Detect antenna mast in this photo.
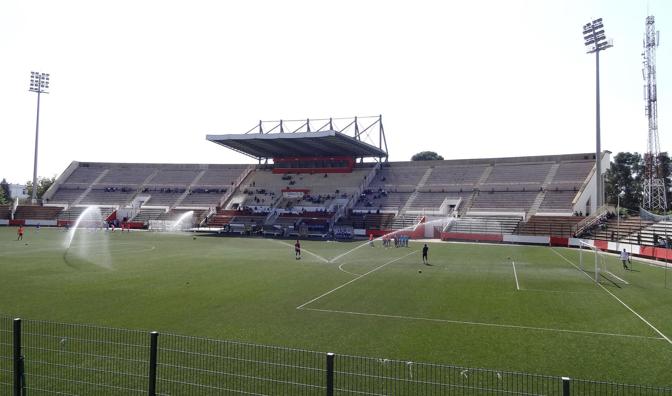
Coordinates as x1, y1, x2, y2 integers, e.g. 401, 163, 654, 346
642, 15, 667, 211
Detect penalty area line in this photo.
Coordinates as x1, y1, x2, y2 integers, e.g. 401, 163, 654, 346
552, 248, 672, 346
302, 308, 665, 341
511, 261, 520, 291
297, 250, 417, 309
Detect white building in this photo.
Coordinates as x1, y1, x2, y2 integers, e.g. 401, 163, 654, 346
8, 184, 28, 200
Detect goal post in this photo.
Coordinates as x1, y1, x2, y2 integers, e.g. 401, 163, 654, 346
578, 241, 600, 283
578, 241, 629, 286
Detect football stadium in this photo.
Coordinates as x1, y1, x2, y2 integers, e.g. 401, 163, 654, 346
2, 115, 672, 395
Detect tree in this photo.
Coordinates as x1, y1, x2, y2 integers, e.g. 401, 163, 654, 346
411, 151, 444, 161
656, 152, 672, 206
604, 152, 643, 211
0, 185, 8, 206
25, 176, 56, 200
0, 179, 9, 205
604, 151, 672, 212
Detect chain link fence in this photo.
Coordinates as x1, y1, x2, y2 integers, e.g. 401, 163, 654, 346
0, 316, 12, 393
2, 315, 671, 395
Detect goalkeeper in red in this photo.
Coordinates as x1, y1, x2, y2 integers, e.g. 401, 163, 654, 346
620, 248, 630, 270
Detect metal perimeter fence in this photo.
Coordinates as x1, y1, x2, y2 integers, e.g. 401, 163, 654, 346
1, 316, 671, 395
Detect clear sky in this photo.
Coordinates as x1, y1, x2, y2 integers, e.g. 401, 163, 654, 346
1, 0, 670, 184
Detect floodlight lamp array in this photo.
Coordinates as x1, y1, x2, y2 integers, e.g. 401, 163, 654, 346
29, 71, 50, 93
583, 18, 612, 53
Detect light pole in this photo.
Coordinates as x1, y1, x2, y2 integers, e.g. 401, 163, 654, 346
583, 18, 613, 209
29, 71, 50, 204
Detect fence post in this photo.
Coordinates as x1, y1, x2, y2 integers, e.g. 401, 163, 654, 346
562, 376, 570, 396
326, 352, 334, 396
148, 331, 159, 396
13, 318, 21, 396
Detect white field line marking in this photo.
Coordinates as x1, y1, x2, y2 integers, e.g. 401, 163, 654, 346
297, 251, 417, 309
274, 240, 329, 263
552, 248, 672, 346
511, 261, 520, 290
328, 240, 374, 263
604, 271, 629, 285
519, 288, 601, 295
337, 262, 360, 276
302, 308, 664, 341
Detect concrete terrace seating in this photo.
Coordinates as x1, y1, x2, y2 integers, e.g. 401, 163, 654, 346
539, 190, 577, 212
483, 162, 552, 187
407, 192, 468, 210
141, 187, 186, 206
158, 208, 205, 222
99, 167, 154, 185
449, 215, 522, 235
587, 216, 657, 245
629, 220, 672, 246
149, 169, 200, 185
132, 208, 166, 223
369, 163, 428, 189
49, 186, 86, 204
14, 205, 63, 220
51, 163, 251, 211
425, 164, 486, 187
206, 209, 241, 227
550, 160, 593, 186
354, 191, 412, 212
514, 216, 584, 237
471, 191, 538, 212
180, 189, 227, 207
0, 206, 11, 220
233, 169, 366, 213
196, 166, 249, 186
58, 206, 115, 222
387, 214, 423, 230
64, 166, 106, 184
336, 212, 395, 230
80, 187, 136, 206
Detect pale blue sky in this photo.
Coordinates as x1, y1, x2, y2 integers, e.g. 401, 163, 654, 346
0, 0, 670, 183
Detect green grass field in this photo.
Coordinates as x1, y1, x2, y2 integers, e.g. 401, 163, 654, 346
1, 227, 671, 387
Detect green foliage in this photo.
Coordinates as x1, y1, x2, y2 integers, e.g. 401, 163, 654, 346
604, 152, 643, 210
411, 151, 444, 161
0, 179, 9, 205
25, 175, 56, 199
605, 152, 672, 211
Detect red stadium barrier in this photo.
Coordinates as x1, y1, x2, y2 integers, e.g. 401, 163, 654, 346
549, 237, 569, 247
440, 232, 503, 242
593, 240, 608, 251
9, 220, 25, 226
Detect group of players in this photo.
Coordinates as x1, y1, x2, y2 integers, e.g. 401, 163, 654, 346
380, 233, 410, 248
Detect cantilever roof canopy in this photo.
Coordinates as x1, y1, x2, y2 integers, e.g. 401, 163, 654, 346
206, 130, 388, 159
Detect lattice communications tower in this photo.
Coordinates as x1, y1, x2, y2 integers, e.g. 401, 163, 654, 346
642, 15, 667, 211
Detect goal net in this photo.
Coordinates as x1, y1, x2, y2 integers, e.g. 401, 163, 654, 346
578, 241, 629, 286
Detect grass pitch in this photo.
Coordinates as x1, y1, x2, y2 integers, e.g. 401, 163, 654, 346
1, 227, 671, 386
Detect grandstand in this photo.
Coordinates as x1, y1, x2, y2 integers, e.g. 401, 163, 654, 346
3, 116, 608, 242
8, 152, 600, 238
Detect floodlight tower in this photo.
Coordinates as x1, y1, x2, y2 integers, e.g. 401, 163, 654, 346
642, 16, 667, 211
583, 18, 613, 208
28, 71, 50, 203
